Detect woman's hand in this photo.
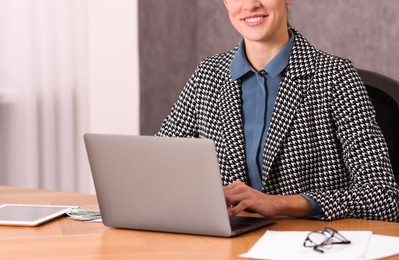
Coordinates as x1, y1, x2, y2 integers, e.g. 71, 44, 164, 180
223, 180, 312, 218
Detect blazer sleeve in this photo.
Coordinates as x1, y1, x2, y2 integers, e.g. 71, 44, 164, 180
304, 61, 399, 222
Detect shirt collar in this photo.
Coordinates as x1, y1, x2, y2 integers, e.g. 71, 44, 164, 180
230, 29, 295, 81
230, 41, 253, 80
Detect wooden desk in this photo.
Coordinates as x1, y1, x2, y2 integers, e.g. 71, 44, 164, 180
1, 186, 398, 259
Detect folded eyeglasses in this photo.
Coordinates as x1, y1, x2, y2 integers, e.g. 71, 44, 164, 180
303, 227, 351, 253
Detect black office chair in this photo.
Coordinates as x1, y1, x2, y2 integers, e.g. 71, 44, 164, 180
357, 68, 399, 184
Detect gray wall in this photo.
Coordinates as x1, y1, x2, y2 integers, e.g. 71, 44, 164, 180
139, 0, 399, 135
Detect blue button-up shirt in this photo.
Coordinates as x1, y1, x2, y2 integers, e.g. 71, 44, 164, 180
230, 33, 294, 191
229, 31, 324, 218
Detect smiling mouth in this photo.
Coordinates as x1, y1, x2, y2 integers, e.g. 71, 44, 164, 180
243, 16, 266, 26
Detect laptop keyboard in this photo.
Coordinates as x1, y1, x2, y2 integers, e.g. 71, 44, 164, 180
230, 216, 264, 229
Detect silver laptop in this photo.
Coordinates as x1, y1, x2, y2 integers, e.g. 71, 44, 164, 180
84, 133, 274, 237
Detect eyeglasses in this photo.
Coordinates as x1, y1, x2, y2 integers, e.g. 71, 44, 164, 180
303, 227, 351, 253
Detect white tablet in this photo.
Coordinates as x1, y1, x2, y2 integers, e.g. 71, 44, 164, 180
0, 204, 79, 226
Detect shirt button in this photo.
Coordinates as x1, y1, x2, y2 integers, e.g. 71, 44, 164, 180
259, 70, 267, 77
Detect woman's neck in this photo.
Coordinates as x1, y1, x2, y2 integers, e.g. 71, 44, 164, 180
244, 30, 290, 72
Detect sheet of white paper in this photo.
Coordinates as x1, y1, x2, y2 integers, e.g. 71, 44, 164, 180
240, 230, 373, 260
365, 234, 399, 260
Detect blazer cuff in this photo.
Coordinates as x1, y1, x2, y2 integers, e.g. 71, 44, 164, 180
300, 193, 325, 219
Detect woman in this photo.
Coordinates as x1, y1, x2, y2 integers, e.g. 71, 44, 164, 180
156, 0, 399, 221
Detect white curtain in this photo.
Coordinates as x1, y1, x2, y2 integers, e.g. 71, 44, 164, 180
0, 0, 139, 193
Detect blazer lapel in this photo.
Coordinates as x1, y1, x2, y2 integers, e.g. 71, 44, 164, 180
217, 74, 247, 184
262, 30, 317, 178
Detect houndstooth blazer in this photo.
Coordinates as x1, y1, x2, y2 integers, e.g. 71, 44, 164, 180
156, 29, 399, 222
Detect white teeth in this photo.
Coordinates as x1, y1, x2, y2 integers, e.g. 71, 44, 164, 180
245, 17, 262, 23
